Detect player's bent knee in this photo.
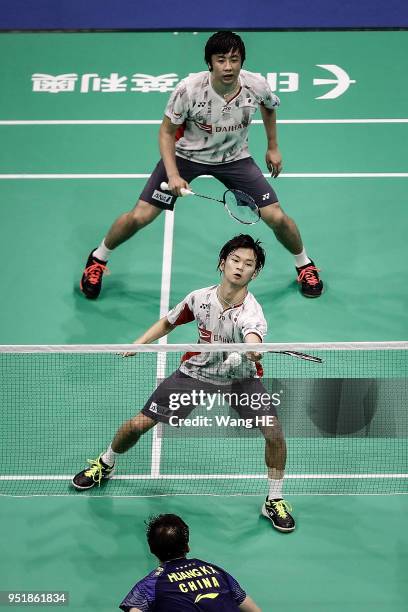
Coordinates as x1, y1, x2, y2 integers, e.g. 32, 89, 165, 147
129, 413, 157, 435
130, 200, 162, 229
260, 203, 286, 228
261, 420, 285, 443
265, 431, 285, 446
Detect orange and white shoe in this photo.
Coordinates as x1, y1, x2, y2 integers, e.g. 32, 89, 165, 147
80, 250, 109, 299
296, 260, 323, 298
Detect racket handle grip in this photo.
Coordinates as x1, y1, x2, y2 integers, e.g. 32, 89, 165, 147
160, 181, 193, 197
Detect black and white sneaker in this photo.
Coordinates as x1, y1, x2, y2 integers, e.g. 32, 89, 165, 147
72, 455, 115, 490
296, 260, 323, 298
80, 250, 109, 299
261, 497, 295, 532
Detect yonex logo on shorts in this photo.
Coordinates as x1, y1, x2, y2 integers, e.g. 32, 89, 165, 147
149, 402, 158, 413
152, 190, 173, 205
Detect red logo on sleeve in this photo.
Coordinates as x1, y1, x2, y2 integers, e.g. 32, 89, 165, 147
198, 327, 212, 343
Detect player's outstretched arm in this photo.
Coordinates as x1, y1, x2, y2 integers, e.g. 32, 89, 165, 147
159, 116, 190, 195
122, 317, 175, 356
239, 595, 262, 612
133, 316, 176, 344
245, 332, 263, 363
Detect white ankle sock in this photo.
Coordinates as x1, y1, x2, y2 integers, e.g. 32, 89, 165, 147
268, 478, 284, 500
101, 444, 117, 467
93, 239, 113, 262
294, 248, 311, 268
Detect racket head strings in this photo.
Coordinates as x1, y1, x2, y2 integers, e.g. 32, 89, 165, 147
223, 189, 260, 225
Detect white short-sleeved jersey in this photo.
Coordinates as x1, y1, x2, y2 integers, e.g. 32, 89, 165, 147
166, 285, 267, 384
165, 70, 280, 164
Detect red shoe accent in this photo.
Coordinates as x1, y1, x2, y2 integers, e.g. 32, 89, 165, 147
297, 265, 320, 287
82, 261, 109, 287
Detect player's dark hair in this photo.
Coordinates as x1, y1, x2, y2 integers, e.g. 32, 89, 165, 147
217, 234, 266, 273
204, 31, 246, 70
146, 514, 190, 562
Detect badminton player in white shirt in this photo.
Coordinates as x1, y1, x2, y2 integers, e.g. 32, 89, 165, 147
80, 31, 323, 301
74, 234, 295, 533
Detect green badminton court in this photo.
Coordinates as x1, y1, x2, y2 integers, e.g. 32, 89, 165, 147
0, 31, 407, 611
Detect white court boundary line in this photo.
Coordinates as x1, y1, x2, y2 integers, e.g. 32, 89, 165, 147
1, 119, 408, 126
1, 473, 407, 481
2, 494, 408, 498
150, 208, 175, 478
1, 173, 408, 179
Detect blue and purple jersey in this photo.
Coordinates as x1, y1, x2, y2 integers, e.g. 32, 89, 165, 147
120, 557, 246, 611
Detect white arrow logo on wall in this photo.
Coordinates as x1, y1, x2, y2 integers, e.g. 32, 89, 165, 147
313, 64, 356, 99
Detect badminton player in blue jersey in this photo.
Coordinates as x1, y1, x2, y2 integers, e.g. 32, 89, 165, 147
119, 514, 261, 611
